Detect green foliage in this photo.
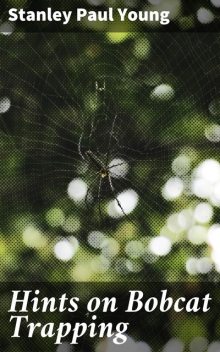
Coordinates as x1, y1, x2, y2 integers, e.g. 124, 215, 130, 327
0, 1, 220, 349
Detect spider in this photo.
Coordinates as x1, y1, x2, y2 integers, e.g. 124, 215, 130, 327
78, 115, 129, 221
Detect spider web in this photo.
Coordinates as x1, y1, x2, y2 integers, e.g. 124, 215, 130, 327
0, 31, 220, 284
0, 32, 218, 229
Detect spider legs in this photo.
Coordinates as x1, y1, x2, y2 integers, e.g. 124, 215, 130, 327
84, 174, 104, 222
78, 132, 85, 160
108, 162, 126, 170
85, 175, 99, 210
105, 114, 117, 167
108, 174, 127, 218
97, 176, 103, 222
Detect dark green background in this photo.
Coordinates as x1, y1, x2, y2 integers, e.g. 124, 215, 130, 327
0, 0, 220, 350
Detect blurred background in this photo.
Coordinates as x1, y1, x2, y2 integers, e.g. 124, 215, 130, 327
0, 0, 220, 351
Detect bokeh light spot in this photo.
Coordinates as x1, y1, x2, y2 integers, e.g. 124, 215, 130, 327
108, 189, 138, 218
109, 158, 129, 178
194, 203, 213, 224
172, 155, 191, 176
209, 98, 220, 116
197, 8, 214, 24
46, 208, 65, 227
149, 236, 171, 256
88, 231, 106, 249
63, 216, 81, 233
54, 238, 78, 261
162, 177, 184, 200
0, 22, 14, 35
205, 124, 220, 142
67, 178, 87, 201
22, 226, 47, 248
0, 97, 11, 113
163, 338, 184, 352
151, 84, 175, 101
